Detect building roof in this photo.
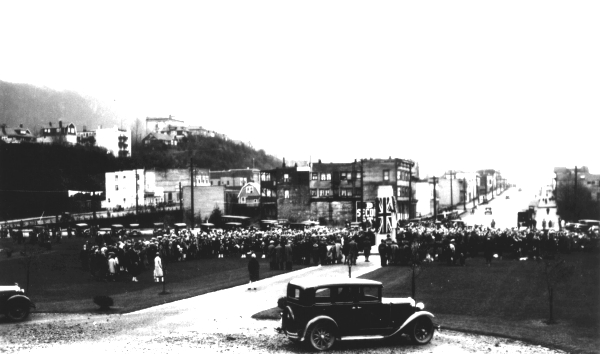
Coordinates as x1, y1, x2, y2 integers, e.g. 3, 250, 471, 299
238, 182, 260, 198
289, 277, 382, 289
142, 132, 175, 142
0, 126, 35, 139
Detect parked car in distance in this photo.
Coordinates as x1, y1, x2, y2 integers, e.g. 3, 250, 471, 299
485, 207, 493, 215
278, 278, 435, 351
506, 195, 510, 199
0, 284, 35, 321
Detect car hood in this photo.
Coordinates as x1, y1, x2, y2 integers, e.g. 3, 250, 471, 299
381, 297, 415, 306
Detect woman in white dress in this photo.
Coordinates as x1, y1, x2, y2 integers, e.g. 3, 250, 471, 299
154, 255, 163, 282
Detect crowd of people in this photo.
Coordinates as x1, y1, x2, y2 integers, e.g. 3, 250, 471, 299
2, 217, 599, 284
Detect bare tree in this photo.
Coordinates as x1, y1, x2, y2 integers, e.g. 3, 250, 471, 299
19, 242, 44, 296
539, 253, 573, 324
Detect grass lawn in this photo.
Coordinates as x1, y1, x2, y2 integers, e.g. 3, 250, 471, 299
0, 237, 310, 314
361, 253, 600, 354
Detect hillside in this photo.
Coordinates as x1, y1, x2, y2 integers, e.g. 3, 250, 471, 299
132, 135, 282, 171
0, 80, 119, 132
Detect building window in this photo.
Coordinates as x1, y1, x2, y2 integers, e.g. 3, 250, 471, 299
312, 173, 318, 180
246, 186, 253, 193
383, 170, 390, 181
320, 173, 331, 181
226, 181, 230, 186
218, 181, 221, 186
355, 172, 362, 180
340, 172, 347, 180
310, 189, 317, 197
283, 174, 290, 182
260, 172, 271, 182
240, 197, 246, 203
340, 188, 353, 197
284, 190, 290, 199
319, 189, 331, 197
354, 188, 362, 197
115, 175, 118, 181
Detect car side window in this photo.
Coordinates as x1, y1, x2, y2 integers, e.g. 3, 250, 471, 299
314, 287, 332, 304
333, 286, 353, 303
358, 286, 379, 302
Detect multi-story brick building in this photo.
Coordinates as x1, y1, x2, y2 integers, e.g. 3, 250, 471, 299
259, 166, 311, 221
555, 166, 600, 202
260, 157, 416, 232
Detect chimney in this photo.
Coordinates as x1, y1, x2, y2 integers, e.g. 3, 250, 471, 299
83, 125, 87, 132
19, 124, 23, 128
59, 120, 63, 128
49, 122, 52, 127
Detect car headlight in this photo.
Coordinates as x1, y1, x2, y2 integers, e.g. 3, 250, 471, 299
416, 302, 425, 310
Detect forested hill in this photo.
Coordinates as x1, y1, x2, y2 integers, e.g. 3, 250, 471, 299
132, 135, 282, 171
0, 80, 119, 132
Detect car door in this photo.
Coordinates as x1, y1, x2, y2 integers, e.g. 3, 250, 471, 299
351, 286, 393, 335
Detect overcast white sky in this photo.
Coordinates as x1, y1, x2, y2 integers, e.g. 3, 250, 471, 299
1, 1, 598, 186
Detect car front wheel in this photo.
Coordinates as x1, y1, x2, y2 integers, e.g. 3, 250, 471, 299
410, 316, 434, 345
6, 302, 30, 321
308, 322, 336, 351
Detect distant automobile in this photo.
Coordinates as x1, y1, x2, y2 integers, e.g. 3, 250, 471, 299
506, 195, 510, 199
518, 188, 522, 192
0, 284, 35, 321
484, 207, 492, 215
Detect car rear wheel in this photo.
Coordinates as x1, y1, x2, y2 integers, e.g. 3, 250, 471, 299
308, 322, 336, 351
6, 302, 30, 321
410, 316, 434, 345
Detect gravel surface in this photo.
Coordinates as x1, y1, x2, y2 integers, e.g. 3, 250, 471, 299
0, 257, 567, 354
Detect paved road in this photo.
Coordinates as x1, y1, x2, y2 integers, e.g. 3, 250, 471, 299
460, 186, 559, 230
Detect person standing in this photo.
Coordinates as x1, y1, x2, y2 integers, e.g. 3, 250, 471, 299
284, 240, 293, 271
107, 253, 117, 282
129, 248, 141, 282
247, 253, 259, 290
362, 233, 372, 262
491, 219, 496, 229
275, 241, 284, 270
154, 254, 163, 282
378, 239, 387, 267
348, 237, 358, 266
267, 240, 276, 270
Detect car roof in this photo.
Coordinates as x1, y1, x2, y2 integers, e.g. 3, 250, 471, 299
289, 277, 382, 289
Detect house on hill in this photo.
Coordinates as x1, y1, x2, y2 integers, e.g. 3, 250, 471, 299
38, 120, 77, 144
0, 124, 36, 143
142, 132, 177, 147
146, 115, 184, 135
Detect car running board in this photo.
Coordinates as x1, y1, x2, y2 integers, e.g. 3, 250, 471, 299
339, 335, 387, 341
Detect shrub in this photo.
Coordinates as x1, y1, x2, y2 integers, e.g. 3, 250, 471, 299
93, 295, 114, 310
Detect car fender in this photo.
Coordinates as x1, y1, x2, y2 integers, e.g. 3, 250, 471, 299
391, 311, 434, 336
300, 315, 338, 342
7, 294, 35, 308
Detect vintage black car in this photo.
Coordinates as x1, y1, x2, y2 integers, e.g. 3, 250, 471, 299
0, 284, 35, 321
278, 278, 434, 351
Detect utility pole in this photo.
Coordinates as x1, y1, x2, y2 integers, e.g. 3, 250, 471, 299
574, 166, 578, 220
408, 164, 413, 219
361, 159, 365, 230
463, 178, 467, 210
450, 171, 454, 210
432, 177, 438, 220
190, 159, 194, 226
135, 170, 139, 215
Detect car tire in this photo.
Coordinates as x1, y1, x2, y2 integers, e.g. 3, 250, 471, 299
409, 316, 434, 345
308, 321, 336, 351
6, 302, 30, 321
